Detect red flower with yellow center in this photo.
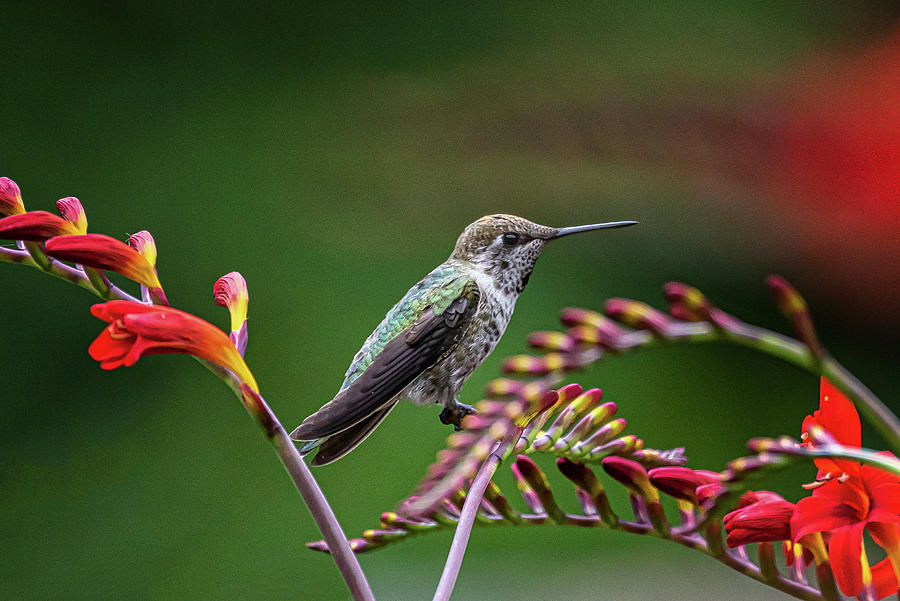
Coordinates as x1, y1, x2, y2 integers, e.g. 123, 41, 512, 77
89, 300, 258, 392
791, 378, 900, 598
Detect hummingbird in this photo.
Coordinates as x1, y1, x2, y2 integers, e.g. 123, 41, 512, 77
290, 214, 636, 465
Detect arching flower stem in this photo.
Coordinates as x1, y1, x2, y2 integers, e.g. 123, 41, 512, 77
592, 318, 900, 453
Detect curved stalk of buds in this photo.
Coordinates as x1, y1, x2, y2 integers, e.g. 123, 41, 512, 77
315, 438, 834, 601
501, 278, 900, 455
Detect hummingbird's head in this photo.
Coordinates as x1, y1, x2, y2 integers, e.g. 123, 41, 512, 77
450, 214, 636, 295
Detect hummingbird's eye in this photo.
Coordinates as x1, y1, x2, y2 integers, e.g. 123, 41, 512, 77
501, 232, 520, 246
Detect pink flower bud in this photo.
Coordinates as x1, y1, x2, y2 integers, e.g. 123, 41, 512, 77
128, 231, 158, 267
213, 271, 249, 333
55, 197, 88, 234
0, 177, 25, 216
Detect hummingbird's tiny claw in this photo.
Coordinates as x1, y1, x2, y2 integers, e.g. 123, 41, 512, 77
440, 403, 477, 430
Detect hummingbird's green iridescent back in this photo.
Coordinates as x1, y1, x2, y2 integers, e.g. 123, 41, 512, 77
291, 213, 636, 465
341, 262, 472, 390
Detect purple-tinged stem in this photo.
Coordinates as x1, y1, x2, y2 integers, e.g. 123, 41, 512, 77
270, 427, 375, 601
591, 318, 900, 454
1, 243, 140, 301
432, 440, 509, 601
222, 370, 375, 601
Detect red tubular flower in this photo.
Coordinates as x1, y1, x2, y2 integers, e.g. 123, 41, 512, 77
0, 177, 26, 216
648, 466, 721, 504
790, 377, 900, 598
44, 234, 162, 289
88, 300, 258, 392
0, 211, 80, 241
55, 197, 88, 234
723, 491, 795, 547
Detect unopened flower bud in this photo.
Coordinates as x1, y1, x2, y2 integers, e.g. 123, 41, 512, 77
128, 230, 158, 267
0, 177, 25, 216
605, 298, 673, 336
55, 197, 88, 234
648, 466, 721, 504
214, 271, 249, 334
601, 456, 658, 501
663, 282, 711, 322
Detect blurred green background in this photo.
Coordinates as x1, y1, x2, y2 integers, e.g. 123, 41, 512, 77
3, 2, 899, 600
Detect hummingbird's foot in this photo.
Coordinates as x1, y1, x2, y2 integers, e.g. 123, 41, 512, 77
439, 403, 477, 431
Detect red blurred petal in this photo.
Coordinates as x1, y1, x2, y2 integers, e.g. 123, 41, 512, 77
868, 520, 900, 551
792, 493, 860, 541
872, 558, 900, 600
805, 377, 861, 448
829, 521, 868, 597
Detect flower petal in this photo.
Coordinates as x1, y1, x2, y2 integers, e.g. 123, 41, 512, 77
791, 493, 860, 541
829, 521, 868, 597
806, 377, 861, 447
871, 558, 900, 600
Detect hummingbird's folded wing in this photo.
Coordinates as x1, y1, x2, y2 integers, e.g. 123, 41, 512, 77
290, 283, 480, 441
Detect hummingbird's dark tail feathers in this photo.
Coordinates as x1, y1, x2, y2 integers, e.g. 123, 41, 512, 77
305, 401, 399, 466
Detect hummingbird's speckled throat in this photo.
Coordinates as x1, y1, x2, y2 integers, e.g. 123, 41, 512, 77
290, 214, 636, 465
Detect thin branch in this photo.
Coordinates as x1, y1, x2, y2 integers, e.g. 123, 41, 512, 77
432, 440, 508, 601
271, 426, 375, 601
575, 318, 900, 454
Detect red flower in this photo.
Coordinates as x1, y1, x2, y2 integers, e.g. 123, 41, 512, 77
790, 378, 900, 598
0, 211, 79, 241
723, 491, 795, 547
44, 234, 162, 289
0, 177, 25, 216
89, 300, 258, 392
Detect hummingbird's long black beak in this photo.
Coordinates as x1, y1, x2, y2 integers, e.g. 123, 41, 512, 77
550, 220, 638, 239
